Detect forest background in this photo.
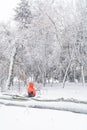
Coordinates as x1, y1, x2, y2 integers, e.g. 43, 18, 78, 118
0, 0, 87, 91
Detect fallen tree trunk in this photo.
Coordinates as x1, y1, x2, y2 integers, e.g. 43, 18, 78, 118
0, 95, 87, 115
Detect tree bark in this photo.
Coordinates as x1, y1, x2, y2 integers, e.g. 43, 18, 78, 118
62, 48, 74, 88
62, 58, 72, 88
81, 65, 85, 87
6, 47, 17, 90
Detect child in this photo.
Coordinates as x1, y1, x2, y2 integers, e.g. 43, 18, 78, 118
27, 82, 36, 97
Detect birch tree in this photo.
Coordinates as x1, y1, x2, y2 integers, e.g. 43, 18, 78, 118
6, 46, 18, 89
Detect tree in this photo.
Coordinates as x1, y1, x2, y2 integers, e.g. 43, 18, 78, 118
6, 0, 33, 90
0, 23, 15, 90
4, 0, 87, 89
14, 0, 32, 29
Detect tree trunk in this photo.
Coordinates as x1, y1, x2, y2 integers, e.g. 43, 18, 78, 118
81, 65, 85, 87
62, 48, 75, 88
62, 58, 72, 88
6, 47, 17, 90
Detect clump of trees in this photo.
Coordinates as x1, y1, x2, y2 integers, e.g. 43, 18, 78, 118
0, 0, 87, 90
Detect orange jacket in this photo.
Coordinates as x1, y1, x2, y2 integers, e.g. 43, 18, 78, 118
27, 82, 36, 96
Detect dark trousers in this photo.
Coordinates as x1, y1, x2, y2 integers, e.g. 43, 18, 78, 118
28, 92, 34, 97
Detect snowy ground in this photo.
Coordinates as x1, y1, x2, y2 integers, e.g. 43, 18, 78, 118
0, 105, 87, 130
0, 82, 87, 130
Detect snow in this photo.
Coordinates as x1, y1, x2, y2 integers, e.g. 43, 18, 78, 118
39, 83, 87, 101
0, 83, 87, 130
0, 105, 87, 130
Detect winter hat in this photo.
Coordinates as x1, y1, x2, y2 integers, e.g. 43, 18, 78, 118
29, 82, 34, 88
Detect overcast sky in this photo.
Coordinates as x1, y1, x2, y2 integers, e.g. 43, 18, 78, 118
0, 0, 20, 23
